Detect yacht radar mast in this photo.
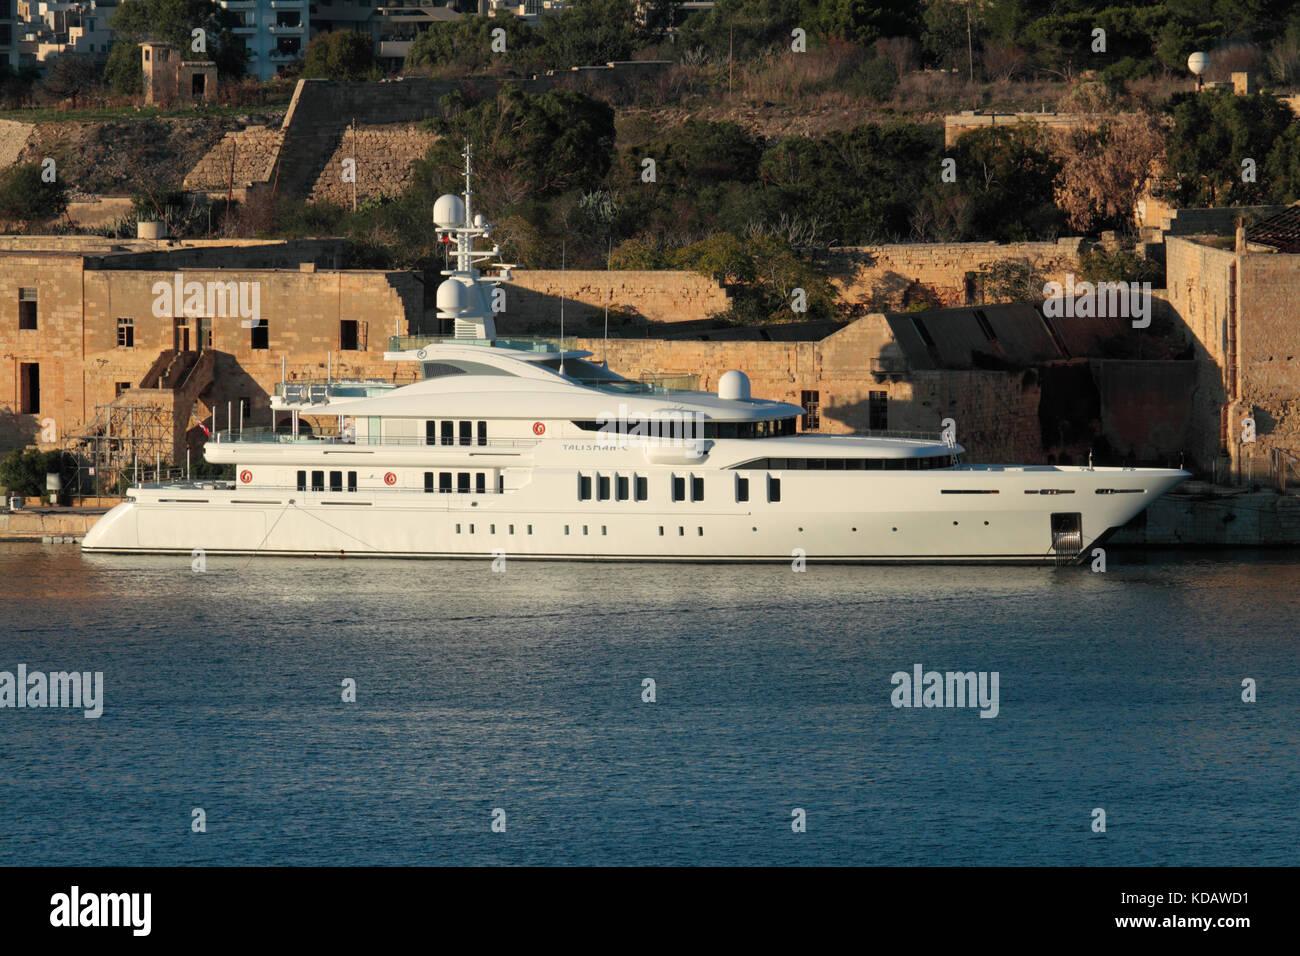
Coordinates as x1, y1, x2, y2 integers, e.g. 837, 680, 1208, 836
431, 142, 515, 340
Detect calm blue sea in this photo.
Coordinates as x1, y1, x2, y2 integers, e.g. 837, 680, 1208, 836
0, 543, 1295, 866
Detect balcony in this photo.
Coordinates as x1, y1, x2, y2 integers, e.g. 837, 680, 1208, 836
269, 23, 304, 33
268, 48, 301, 60
270, 0, 304, 6
379, 39, 412, 58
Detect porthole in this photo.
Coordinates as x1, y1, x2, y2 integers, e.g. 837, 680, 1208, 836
984, 521, 989, 526
892, 527, 898, 532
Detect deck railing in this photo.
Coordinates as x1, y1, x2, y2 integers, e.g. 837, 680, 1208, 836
215, 426, 538, 449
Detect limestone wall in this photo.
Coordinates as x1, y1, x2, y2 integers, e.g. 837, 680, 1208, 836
309, 125, 439, 205
0, 120, 34, 168
498, 270, 732, 331
830, 239, 1083, 311
183, 126, 285, 190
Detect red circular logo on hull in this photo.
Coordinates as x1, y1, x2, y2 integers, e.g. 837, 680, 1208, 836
384, 472, 397, 486
532, 422, 546, 436
239, 469, 252, 484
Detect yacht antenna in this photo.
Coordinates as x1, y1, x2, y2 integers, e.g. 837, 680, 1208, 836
559, 242, 566, 375
603, 236, 611, 367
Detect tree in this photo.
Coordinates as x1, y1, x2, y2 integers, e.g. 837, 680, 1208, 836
1160, 89, 1295, 206
39, 54, 105, 108
404, 15, 537, 74
1054, 113, 1166, 232
538, 0, 676, 67
0, 163, 69, 223
417, 87, 615, 207
814, 0, 919, 46
302, 30, 381, 81
919, 124, 1065, 241
0, 449, 77, 499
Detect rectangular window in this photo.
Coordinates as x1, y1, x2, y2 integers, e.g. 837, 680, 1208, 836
199, 317, 212, 349
329, 470, 343, 492
459, 421, 472, 446
19, 363, 39, 414
691, 476, 704, 502
635, 476, 648, 501
527, 525, 533, 535
311, 470, 324, 491
115, 381, 132, 397
579, 475, 592, 500
440, 472, 451, 493
736, 476, 749, 502
426, 421, 438, 445
497, 475, 504, 494
297, 470, 307, 491
475, 472, 486, 494
597, 475, 610, 501
441, 421, 454, 446
250, 320, 268, 350
672, 475, 686, 502
368, 416, 382, 446
424, 472, 435, 493
477, 421, 487, 446
869, 391, 888, 431
18, 288, 37, 330
457, 472, 470, 494
347, 471, 357, 492
116, 316, 134, 347
801, 389, 820, 430
339, 319, 359, 351
616, 475, 629, 501
768, 476, 781, 503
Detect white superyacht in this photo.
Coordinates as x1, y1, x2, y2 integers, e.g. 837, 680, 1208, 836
82, 163, 1187, 564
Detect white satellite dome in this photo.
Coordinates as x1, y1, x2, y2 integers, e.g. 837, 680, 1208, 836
473, 213, 485, 228
1187, 52, 1209, 76
433, 194, 465, 229
718, 370, 751, 401
436, 278, 470, 314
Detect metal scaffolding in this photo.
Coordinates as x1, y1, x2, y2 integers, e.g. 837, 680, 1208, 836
70, 401, 175, 493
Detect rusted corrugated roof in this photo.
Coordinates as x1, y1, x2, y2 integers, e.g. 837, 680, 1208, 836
1246, 204, 1300, 253
885, 302, 1127, 369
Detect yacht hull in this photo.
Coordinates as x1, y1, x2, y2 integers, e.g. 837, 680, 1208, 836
81, 466, 1187, 564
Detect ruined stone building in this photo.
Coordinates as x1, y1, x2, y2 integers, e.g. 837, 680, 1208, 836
1165, 205, 1300, 483
140, 41, 217, 106
0, 236, 422, 472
